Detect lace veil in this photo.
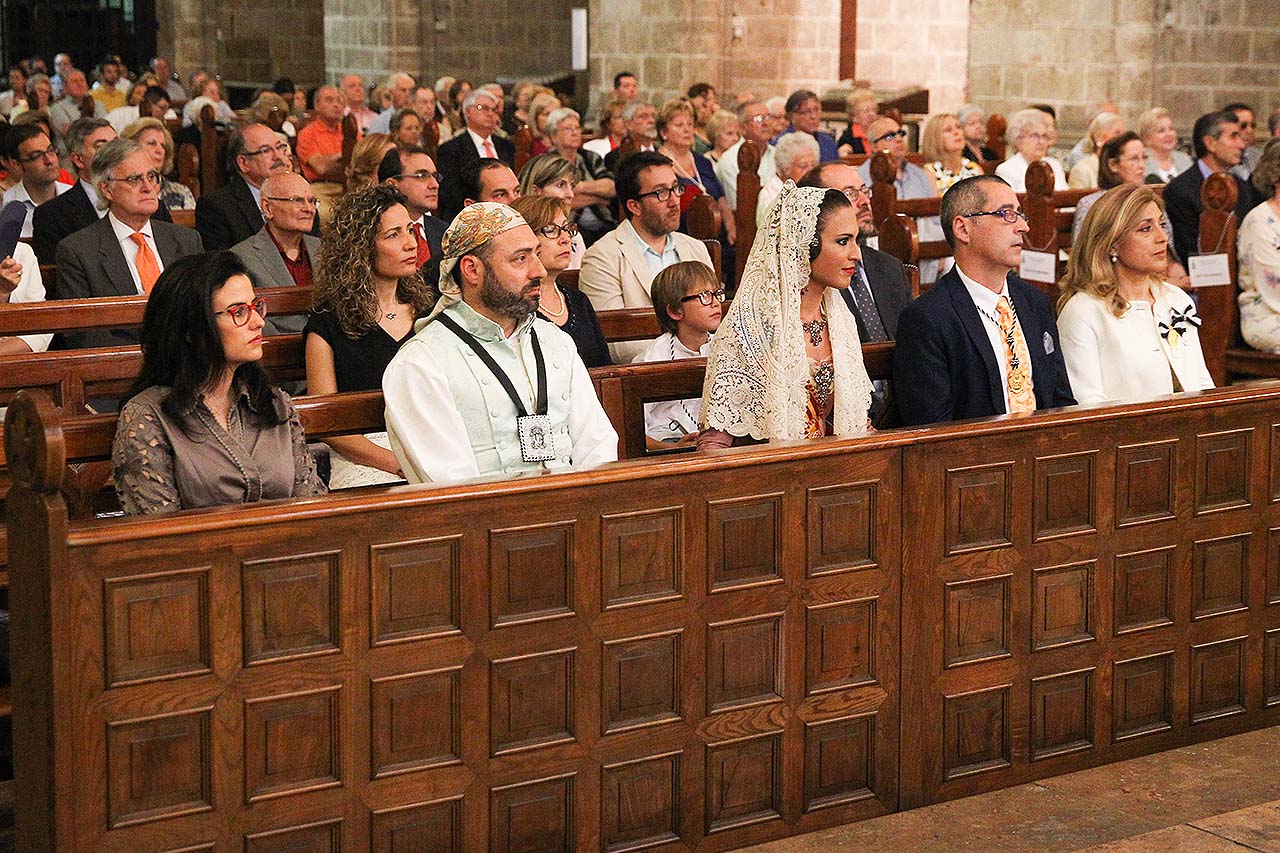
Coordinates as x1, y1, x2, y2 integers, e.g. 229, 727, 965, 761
701, 182, 873, 440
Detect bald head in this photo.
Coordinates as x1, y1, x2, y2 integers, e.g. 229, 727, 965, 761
260, 171, 317, 235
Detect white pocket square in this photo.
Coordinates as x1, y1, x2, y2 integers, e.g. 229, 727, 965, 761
1043, 331, 1054, 354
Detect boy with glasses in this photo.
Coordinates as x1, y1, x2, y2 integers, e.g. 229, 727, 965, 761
636, 261, 724, 444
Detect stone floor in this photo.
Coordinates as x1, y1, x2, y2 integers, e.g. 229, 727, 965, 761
744, 727, 1280, 852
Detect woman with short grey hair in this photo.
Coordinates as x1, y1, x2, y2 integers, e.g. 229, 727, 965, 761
995, 107, 1067, 192
756, 131, 820, 225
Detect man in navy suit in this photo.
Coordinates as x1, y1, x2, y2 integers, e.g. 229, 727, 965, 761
893, 175, 1075, 426
1164, 110, 1260, 265
435, 88, 516, 223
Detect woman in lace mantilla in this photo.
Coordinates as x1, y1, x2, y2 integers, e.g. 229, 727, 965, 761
698, 183, 874, 448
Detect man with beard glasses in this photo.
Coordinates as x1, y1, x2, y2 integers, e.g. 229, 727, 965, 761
383, 202, 618, 484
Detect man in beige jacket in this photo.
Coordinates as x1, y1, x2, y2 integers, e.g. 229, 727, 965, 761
579, 150, 712, 362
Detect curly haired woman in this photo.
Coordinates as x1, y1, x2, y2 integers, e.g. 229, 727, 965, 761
304, 183, 436, 488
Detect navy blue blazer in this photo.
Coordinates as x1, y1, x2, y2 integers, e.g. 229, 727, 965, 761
892, 268, 1075, 426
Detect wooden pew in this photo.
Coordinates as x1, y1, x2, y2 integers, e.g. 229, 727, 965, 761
0, 286, 315, 340
197, 104, 227, 196
734, 140, 764, 286
169, 208, 196, 230
1197, 172, 1253, 386
8, 379, 1280, 850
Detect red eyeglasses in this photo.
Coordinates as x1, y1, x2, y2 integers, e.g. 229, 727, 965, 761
214, 296, 269, 326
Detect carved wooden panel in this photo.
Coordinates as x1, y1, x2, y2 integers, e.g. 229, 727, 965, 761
1190, 636, 1246, 724
705, 734, 781, 833
106, 707, 212, 827
243, 686, 342, 802
489, 521, 575, 627
1114, 546, 1175, 635
806, 482, 877, 576
944, 463, 1013, 554
944, 575, 1011, 667
1196, 429, 1253, 514
244, 818, 342, 851
1113, 652, 1173, 741
369, 536, 460, 646
1030, 669, 1094, 761
490, 774, 573, 852
371, 798, 462, 852
803, 714, 875, 812
370, 668, 460, 778
104, 567, 210, 688
706, 493, 783, 591
706, 615, 782, 713
600, 753, 682, 851
1266, 628, 1280, 707
600, 506, 682, 609
241, 551, 340, 665
1115, 440, 1176, 526
943, 686, 1010, 780
1268, 527, 1280, 606
1033, 452, 1096, 541
1032, 561, 1094, 651
491, 649, 575, 755
1192, 533, 1250, 620
805, 599, 876, 695
602, 632, 681, 734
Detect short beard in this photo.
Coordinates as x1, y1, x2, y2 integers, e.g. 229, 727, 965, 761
479, 264, 537, 323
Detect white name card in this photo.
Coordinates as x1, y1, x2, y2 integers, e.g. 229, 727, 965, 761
1019, 250, 1056, 283
1188, 253, 1232, 288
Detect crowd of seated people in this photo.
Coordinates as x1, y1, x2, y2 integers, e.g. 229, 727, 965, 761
2, 50, 1280, 516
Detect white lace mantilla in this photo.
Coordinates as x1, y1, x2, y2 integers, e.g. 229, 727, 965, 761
701, 182, 873, 440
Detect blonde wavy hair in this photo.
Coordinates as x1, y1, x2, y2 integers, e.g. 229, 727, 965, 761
314, 184, 436, 338
1058, 184, 1164, 317
121, 116, 176, 173
344, 132, 394, 194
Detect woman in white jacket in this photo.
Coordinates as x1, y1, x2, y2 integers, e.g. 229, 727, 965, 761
1056, 184, 1213, 405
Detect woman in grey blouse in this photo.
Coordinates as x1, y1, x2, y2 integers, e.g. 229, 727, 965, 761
113, 251, 327, 514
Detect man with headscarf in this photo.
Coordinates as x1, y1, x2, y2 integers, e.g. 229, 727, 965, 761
383, 202, 618, 484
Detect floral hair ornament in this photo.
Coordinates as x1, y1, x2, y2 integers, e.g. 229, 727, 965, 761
424, 202, 529, 324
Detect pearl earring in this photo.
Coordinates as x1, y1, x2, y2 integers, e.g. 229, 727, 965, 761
1109, 253, 1118, 263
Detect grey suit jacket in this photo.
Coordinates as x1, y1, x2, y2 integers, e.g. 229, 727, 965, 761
54, 215, 203, 348
840, 244, 913, 342
230, 227, 321, 335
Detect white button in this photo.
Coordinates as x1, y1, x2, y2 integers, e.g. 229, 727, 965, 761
489, 410, 499, 418
561, 391, 569, 401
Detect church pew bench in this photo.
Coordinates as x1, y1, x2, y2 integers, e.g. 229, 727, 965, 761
7, 378, 1280, 849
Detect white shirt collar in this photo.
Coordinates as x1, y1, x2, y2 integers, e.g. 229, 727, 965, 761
467, 128, 494, 155
79, 178, 105, 216
954, 263, 1009, 314
107, 210, 155, 244
8, 179, 70, 205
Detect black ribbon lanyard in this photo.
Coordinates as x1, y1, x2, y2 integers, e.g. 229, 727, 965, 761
436, 314, 548, 417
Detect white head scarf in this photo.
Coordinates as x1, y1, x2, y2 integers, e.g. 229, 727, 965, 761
420, 202, 528, 327
701, 182, 873, 440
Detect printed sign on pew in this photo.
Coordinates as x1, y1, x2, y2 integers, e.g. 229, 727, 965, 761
1187, 254, 1232, 288
1018, 250, 1056, 284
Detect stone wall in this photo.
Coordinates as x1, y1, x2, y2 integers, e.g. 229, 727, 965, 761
856, 0, 969, 114
587, 0, 841, 117
968, 0, 1279, 139
158, 0, 326, 91
325, 0, 575, 99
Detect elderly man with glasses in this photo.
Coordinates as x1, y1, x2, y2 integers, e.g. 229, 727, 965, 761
54, 137, 203, 348
714, 99, 778, 213
230, 171, 321, 334
196, 122, 295, 250
436, 88, 516, 222
579, 151, 714, 362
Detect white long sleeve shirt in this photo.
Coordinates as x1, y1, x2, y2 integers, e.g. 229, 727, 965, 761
383, 301, 618, 484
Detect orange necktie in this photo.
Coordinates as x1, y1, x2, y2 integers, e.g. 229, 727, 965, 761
130, 232, 160, 293
996, 295, 1036, 414
411, 222, 431, 267
483, 138, 496, 159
